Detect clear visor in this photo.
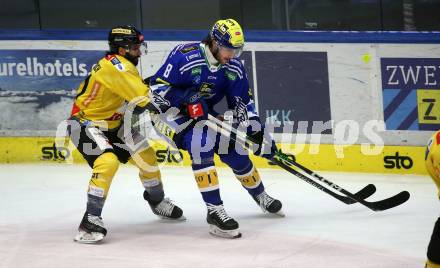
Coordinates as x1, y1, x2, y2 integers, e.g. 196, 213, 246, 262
218, 43, 243, 58
128, 41, 148, 55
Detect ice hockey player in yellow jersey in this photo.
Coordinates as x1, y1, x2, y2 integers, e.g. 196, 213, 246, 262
69, 25, 185, 244
425, 130, 440, 268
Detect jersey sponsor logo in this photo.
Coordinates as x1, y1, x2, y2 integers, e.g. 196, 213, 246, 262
191, 67, 201, 76
111, 58, 125, 71
106, 55, 125, 71
115, 63, 125, 71
383, 152, 413, 169
187, 103, 204, 118
92, 63, 101, 73
156, 147, 184, 163
106, 112, 123, 121
187, 53, 201, 61
207, 76, 217, 80
199, 82, 215, 98
188, 92, 202, 103
225, 70, 237, 81
208, 65, 220, 72
41, 142, 71, 161
192, 75, 201, 85
180, 45, 198, 54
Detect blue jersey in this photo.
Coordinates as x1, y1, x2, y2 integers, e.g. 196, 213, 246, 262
149, 42, 258, 122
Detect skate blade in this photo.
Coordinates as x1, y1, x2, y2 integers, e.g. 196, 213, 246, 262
74, 230, 105, 244
271, 209, 285, 217
209, 225, 241, 239
261, 207, 285, 217
157, 215, 187, 221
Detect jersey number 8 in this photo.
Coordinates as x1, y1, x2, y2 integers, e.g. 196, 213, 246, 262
163, 63, 173, 78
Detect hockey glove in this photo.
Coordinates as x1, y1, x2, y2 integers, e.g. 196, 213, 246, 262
246, 117, 277, 160
182, 90, 208, 120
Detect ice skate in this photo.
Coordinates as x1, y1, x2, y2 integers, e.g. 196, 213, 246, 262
253, 191, 284, 217
144, 191, 186, 221
206, 203, 241, 239
74, 212, 107, 244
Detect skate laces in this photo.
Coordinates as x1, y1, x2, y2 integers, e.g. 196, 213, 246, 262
256, 192, 275, 212
154, 198, 175, 216
87, 214, 104, 228
207, 204, 232, 222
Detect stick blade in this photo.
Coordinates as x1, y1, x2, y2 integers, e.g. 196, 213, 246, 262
368, 191, 410, 211
345, 184, 377, 204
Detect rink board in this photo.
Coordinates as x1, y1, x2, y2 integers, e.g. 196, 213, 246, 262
0, 35, 438, 147
0, 137, 427, 175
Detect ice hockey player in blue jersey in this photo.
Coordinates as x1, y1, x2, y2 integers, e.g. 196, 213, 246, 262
147, 19, 283, 239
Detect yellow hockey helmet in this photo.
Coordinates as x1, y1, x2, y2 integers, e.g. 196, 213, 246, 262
210, 19, 244, 57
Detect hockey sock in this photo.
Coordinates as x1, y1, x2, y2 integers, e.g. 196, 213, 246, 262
131, 147, 164, 204
235, 164, 264, 197
87, 152, 119, 216
427, 217, 440, 266
193, 163, 222, 205
141, 177, 164, 206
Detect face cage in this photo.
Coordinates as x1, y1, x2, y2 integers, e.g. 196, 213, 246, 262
216, 41, 243, 58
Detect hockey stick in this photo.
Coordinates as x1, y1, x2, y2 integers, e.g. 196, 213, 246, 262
207, 115, 375, 204
206, 115, 410, 211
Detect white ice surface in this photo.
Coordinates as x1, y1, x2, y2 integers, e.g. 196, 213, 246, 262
0, 164, 438, 268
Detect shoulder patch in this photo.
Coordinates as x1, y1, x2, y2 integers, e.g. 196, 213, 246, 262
106, 55, 125, 71
180, 45, 198, 54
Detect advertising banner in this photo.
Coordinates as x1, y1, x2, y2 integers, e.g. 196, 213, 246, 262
381, 58, 440, 131
256, 51, 331, 134
0, 50, 103, 131
0, 136, 427, 175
